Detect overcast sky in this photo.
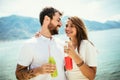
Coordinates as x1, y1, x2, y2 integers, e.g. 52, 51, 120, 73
0, 0, 120, 22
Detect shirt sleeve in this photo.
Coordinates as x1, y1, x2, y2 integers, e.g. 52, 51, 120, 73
18, 42, 33, 66
85, 41, 98, 67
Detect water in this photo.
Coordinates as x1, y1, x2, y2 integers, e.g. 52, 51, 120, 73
0, 29, 120, 80
89, 29, 120, 80
0, 40, 25, 80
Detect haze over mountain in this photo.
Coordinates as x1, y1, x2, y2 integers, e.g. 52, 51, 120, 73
0, 15, 120, 41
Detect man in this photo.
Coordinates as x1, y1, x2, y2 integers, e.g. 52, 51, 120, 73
15, 7, 67, 80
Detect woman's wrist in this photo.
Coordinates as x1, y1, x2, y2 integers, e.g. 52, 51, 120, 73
72, 53, 84, 67
76, 61, 84, 67
72, 51, 79, 59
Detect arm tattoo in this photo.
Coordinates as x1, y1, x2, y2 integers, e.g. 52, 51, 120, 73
15, 64, 36, 80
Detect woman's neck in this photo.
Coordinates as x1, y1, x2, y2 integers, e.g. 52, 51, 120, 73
70, 38, 78, 49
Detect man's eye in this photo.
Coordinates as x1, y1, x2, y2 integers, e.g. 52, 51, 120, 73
57, 20, 60, 22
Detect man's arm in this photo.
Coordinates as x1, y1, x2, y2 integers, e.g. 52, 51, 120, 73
15, 64, 39, 80
15, 63, 56, 80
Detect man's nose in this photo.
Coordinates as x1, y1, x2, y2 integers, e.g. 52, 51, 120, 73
59, 22, 62, 27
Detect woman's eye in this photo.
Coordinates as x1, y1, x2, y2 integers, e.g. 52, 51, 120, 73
66, 24, 68, 27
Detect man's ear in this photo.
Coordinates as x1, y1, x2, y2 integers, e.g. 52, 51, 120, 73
44, 16, 50, 22
44, 16, 50, 25
43, 16, 50, 26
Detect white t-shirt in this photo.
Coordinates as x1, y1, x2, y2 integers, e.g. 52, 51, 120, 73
18, 35, 67, 80
66, 40, 98, 80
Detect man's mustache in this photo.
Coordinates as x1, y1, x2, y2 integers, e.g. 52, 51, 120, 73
57, 25, 61, 28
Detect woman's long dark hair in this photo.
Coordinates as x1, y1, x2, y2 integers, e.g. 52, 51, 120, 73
68, 16, 88, 53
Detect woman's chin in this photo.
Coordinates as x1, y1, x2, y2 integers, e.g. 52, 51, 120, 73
66, 34, 71, 38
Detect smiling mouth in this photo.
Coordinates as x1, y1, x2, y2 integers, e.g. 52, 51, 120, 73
66, 31, 72, 34
57, 25, 61, 28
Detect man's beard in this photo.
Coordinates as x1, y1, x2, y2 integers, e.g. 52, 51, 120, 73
48, 23, 59, 35
50, 29, 58, 35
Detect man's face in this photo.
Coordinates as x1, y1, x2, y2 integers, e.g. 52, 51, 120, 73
48, 12, 62, 35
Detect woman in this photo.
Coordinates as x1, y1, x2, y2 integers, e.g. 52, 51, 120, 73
64, 16, 98, 80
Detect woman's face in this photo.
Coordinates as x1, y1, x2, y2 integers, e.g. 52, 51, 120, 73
65, 20, 77, 38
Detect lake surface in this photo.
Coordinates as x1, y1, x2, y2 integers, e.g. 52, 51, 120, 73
0, 29, 120, 80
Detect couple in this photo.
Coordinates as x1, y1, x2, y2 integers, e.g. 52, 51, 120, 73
15, 7, 97, 80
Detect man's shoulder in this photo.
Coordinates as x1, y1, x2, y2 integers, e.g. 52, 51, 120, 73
25, 37, 36, 43
23, 37, 39, 46
54, 37, 64, 45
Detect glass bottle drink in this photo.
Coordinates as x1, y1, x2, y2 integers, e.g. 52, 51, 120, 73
64, 41, 73, 70
64, 55, 73, 70
48, 56, 58, 77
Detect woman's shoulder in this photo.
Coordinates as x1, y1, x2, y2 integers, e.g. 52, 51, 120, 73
81, 40, 95, 48
82, 40, 98, 53
81, 40, 90, 45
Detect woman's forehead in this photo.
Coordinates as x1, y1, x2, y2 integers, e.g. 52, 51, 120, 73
67, 20, 73, 24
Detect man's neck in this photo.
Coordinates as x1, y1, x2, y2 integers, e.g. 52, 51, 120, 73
40, 27, 52, 38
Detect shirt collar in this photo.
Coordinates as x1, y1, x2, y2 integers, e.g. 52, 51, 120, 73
39, 35, 55, 41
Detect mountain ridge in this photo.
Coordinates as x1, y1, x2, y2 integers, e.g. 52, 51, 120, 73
0, 15, 120, 41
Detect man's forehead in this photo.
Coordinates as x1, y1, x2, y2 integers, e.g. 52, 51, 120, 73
54, 12, 61, 18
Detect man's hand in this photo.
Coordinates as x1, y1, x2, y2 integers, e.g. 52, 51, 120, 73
37, 63, 56, 74
15, 63, 56, 80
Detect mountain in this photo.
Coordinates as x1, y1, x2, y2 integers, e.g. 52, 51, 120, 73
84, 20, 120, 31
0, 15, 40, 40
0, 15, 120, 41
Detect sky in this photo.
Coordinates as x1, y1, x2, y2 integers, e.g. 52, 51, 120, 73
0, 0, 120, 22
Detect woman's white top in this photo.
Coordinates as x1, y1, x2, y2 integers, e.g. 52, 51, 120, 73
66, 40, 98, 80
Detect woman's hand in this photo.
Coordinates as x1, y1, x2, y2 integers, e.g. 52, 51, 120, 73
64, 41, 76, 58
64, 41, 83, 65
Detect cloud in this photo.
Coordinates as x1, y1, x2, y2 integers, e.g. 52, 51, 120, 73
107, 14, 120, 21
0, 0, 120, 22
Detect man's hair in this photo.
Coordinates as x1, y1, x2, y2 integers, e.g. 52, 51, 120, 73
39, 7, 62, 25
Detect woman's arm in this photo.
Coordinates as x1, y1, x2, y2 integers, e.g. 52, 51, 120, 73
65, 42, 97, 80
72, 54, 96, 80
